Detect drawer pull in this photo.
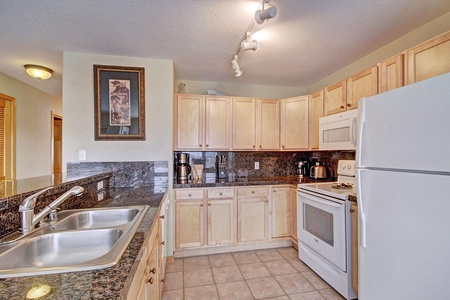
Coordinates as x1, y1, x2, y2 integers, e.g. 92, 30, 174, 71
160, 215, 165, 219
199, 144, 202, 147
219, 192, 223, 196
347, 103, 351, 107
265, 200, 268, 203
252, 191, 255, 194
162, 241, 165, 245
208, 203, 211, 206
350, 208, 355, 213
151, 267, 156, 274
200, 204, 204, 207
206, 144, 209, 147
148, 277, 154, 284
273, 190, 276, 193
340, 105, 345, 109
188, 193, 192, 197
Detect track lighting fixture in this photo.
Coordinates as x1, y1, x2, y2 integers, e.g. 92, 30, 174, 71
254, 0, 277, 24
230, 0, 277, 77
231, 55, 243, 77
240, 33, 259, 51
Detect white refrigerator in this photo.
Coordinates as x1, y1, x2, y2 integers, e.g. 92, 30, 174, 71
356, 72, 450, 300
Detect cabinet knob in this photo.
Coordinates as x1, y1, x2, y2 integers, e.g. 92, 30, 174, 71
160, 215, 165, 219
273, 190, 276, 193
199, 144, 202, 147
282, 145, 285, 149
252, 191, 255, 194
253, 145, 255, 148
219, 192, 223, 196
206, 144, 209, 147
147, 277, 154, 284
259, 145, 262, 148
347, 103, 351, 107
162, 241, 165, 245
208, 203, 211, 206
162, 278, 165, 283
265, 200, 268, 203
340, 105, 345, 109
151, 267, 157, 274
350, 208, 355, 213
200, 204, 204, 207
188, 193, 192, 197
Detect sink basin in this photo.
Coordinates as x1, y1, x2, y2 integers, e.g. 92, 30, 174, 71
52, 207, 140, 230
0, 205, 149, 278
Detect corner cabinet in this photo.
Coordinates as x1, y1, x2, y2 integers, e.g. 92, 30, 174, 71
324, 80, 347, 116
309, 90, 324, 149
280, 96, 309, 150
346, 66, 378, 110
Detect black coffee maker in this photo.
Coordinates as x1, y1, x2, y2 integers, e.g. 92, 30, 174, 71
296, 160, 310, 176
216, 155, 227, 179
175, 153, 191, 183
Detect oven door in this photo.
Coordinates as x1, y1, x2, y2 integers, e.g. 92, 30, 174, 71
298, 189, 347, 271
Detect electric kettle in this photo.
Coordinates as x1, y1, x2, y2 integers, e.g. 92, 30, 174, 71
310, 162, 328, 179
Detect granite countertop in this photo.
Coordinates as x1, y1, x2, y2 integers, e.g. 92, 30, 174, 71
173, 175, 336, 188
0, 186, 164, 300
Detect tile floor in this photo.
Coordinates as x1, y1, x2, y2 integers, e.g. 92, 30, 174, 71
162, 247, 345, 300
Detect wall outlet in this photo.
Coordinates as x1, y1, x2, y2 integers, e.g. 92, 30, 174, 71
79, 150, 86, 161
97, 181, 104, 191
255, 162, 260, 170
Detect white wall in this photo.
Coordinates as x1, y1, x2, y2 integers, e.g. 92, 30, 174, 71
62, 52, 174, 169
174, 79, 308, 99
0, 72, 62, 179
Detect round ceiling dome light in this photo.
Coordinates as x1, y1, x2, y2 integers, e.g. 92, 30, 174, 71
24, 64, 53, 80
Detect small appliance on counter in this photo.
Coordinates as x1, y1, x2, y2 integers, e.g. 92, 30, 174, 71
296, 160, 310, 176
310, 161, 329, 179
216, 155, 227, 180
175, 153, 190, 184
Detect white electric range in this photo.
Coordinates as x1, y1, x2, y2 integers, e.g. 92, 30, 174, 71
297, 160, 357, 300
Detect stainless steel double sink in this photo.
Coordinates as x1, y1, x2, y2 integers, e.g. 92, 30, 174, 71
0, 205, 149, 278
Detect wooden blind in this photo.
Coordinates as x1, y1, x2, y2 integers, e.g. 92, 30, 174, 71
0, 99, 6, 180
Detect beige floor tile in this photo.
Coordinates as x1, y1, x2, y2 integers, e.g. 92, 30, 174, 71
184, 268, 215, 288
208, 253, 236, 267
184, 255, 210, 270
247, 277, 286, 299
264, 260, 297, 276
233, 250, 261, 264
317, 288, 345, 300
301, 271, 331, 290
184, 285, 219, 300
163, 271, 183, 291
261, 296, 289, 299
238, 262, 271, 279
161, 288, 184, 300
211, 265, 244, 283
287, 258, 310, 273
288, 291, 326, 300
166, 258, 183, 273
275, 273, 315, 295
255, 248, 285, 261
277, 247, 299, 259
216, 281, 254, 299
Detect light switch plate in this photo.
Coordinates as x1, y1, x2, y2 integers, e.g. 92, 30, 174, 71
255, 162, 260, 170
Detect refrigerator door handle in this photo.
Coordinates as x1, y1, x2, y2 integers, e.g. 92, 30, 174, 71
356, 169, 367, 248
356, 99, 366, 166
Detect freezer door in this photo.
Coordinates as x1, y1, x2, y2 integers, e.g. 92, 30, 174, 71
357, 169, 450, 300
356, 72, 450, 173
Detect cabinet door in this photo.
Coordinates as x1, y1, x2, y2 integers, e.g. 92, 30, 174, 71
175, 200, 205, 248
257, 99, 280, 150
379, 54, 404, 93
290, 188, 298, 242
232, 98, 256, 150
175, 95, 204, 150
350, 202, 358, 293
324, 80, 347, 116
205, 96, 230, 150
406, 31, 450, 85
145, 236, 160, 299
238, 198, 268, 242
346, 66, 378, 110
309, 90, 323, 149
271, 187, 291, 238
207, 199, 236, 245
280, 96, 309, 150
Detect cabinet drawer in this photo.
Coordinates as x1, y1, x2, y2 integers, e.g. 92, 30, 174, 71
207, 188, 234, 199
237, 187, 268, 198
175, 189, 204, 200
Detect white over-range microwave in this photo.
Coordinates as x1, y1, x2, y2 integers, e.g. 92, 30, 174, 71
319, 109, 358, 150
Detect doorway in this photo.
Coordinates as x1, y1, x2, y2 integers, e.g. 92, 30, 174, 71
52, 112, 62, 174
0, 93, 16, 181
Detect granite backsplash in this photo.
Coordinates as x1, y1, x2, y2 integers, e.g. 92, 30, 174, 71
174, 150, 355, 182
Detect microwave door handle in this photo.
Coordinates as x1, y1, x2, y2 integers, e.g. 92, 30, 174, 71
299, 191, 343, 208
350, 116, 357, 146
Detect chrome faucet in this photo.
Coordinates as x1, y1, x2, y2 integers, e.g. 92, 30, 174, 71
18, 186, 84, 233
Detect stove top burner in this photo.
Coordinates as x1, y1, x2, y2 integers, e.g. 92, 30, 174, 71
331, 183, 354, 189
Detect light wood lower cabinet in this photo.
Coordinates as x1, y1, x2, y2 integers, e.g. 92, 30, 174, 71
175, 200, 205, 249
350, 201, 358, 293
207, 198, 236, 245
238, 197, 268, 242
271, 187, 291, 238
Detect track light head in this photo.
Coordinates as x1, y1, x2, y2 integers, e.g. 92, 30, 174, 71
241, 34, 259, 51
255, 5, 277, 24
231, 55, 243, 77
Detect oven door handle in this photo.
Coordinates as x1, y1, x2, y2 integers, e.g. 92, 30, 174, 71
298, 190, 343, 208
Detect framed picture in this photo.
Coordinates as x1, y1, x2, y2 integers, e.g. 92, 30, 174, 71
93, 65, 145, 140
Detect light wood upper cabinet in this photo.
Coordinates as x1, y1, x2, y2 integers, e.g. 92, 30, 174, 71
309, 90, 323, 149
174, 94, 203, 150
406, 31, 450, 85
205, 96, 230, 150
207, 199, 236, 246
232, 97, 256, 150
346, 65, 378, 110
379, 54, 404, 93
257, 99, 280, 150
324, 80, 347, 116
271, 187, 291, 238
280, 96, 309, 150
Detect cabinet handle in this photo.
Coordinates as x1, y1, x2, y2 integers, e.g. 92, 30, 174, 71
160, 215, 165, 219
151, 267, 157, 274
347, 103, 351, 107
252, 191, 255, 194
147, 277, 154, 284
161, 241, 165, 245
350, 208, 355, 213
219, 192, 223, 196
340, 105, 345, 109
200, 204, 204, 207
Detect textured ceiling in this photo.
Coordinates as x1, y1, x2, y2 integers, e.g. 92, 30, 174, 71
1, 0, 450, 98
